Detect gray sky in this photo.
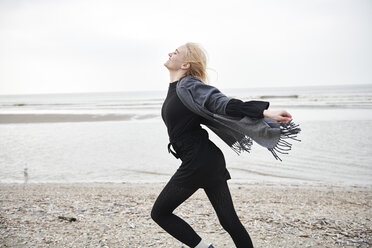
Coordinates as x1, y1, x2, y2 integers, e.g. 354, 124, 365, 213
0, 0, 371, 94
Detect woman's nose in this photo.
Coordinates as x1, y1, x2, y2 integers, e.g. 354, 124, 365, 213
168, 52, 172, 57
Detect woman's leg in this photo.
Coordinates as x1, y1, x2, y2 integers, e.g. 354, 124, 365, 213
204, 181, 254, 248
151, 180, 202, 247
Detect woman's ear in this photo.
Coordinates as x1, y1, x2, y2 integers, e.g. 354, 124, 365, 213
181, 63, 190, 70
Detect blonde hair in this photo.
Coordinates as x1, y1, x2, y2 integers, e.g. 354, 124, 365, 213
184, 42, 208, 83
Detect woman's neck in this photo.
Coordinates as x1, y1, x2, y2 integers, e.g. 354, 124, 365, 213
169, 70, 186, 83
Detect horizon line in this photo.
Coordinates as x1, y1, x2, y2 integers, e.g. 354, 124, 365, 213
1, 82, 371, 96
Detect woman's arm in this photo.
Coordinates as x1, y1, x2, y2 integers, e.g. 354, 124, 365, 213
178, 77, 292, 123
225, 99, 269, 119
178, 76, 232, 115
226, 98, 292, 123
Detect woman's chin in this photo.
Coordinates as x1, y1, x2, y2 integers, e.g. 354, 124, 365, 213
164, 62, 172, 70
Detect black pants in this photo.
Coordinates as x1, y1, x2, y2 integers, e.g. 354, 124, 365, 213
151, 180, 254, 248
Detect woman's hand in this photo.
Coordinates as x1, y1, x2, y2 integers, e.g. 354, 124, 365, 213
263, 109, 292, 123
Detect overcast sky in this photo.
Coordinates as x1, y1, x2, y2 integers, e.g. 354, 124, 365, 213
0, 0, 371, 94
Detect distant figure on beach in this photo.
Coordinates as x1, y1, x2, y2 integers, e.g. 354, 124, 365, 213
24, 164, 29, 184
151, 43, 294, 248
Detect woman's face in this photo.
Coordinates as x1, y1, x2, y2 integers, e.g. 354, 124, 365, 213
164, 45, 188, 71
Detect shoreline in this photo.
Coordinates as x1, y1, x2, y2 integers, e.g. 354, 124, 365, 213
1, 107, 372, 124
2, 180, 372, 189
1, 182, 371, 247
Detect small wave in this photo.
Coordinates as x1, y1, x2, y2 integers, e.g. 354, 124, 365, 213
0, 103, 79, 107
133, 114, 159, 120
271, 104, 372, 109
0, 102, 163, 109
96, 102, 162, 107
260, 95, 299, 99
121, 169, 171, 176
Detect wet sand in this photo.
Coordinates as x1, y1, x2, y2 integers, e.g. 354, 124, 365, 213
0, 182, 371, 247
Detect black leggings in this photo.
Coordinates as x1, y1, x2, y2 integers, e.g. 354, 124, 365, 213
151, 180, 254, 248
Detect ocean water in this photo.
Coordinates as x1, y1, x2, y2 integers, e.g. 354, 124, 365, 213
0, 84, 372, 186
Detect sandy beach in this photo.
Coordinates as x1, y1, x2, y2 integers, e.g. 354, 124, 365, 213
0, 182, 370, 248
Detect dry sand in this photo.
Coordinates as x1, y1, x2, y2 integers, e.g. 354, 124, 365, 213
0, 182, 371, 248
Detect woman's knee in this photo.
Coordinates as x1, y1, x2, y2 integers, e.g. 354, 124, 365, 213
151, 200, 171, 223
218, 212, 242, 233
150, 203, 161, 223
219, 217, 233, 232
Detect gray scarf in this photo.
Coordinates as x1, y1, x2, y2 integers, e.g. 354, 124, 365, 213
176, 76, 301, 161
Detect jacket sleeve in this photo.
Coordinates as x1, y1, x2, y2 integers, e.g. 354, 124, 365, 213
226, 99, 270, 119
179, 77, 231, 115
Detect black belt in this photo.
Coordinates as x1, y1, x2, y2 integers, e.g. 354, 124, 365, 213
167, 129, 207, 159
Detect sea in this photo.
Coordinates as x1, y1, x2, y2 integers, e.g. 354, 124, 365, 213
1, 84, 372, 186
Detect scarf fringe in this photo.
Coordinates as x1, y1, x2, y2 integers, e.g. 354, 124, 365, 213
230, 120, 301, 161
231, 136, 253, 155
268, 120, 302, 161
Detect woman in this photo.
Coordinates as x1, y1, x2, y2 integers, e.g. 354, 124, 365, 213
151, 43, 295, 248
